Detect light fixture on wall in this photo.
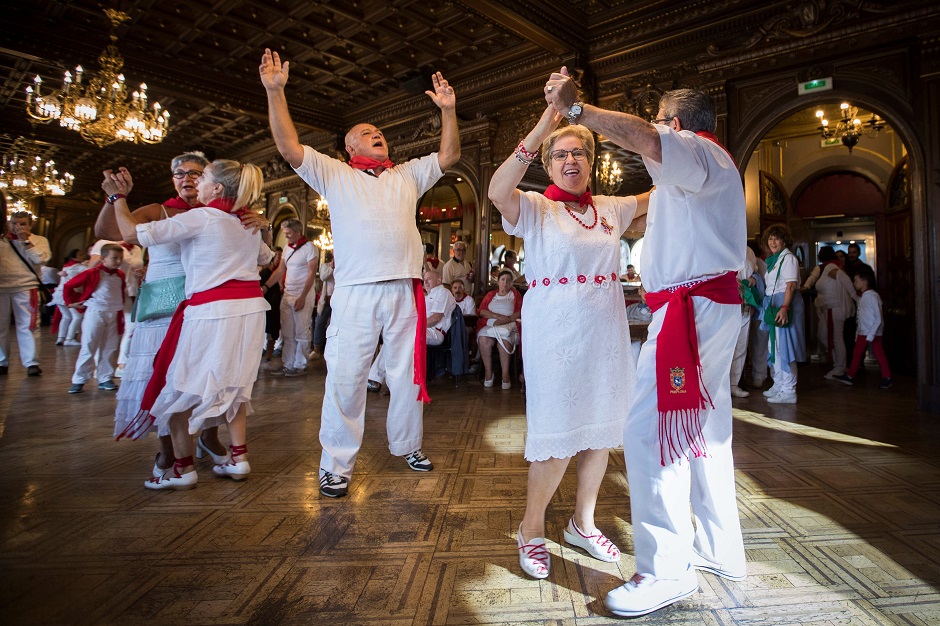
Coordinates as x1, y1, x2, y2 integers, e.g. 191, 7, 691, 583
816, 103, 885, 154
316, 230, 334, 251
597, 153, 622, 195
24, 9, 170, 147
0, 139, 74, 201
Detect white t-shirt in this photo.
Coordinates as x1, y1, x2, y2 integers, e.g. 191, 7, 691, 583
91, 240, 144, 297
454, 295, 476, 317
283, 241, 318, 296
136, 208, 274, 320
84, 270, 125, 312
292, 146, 443, 287
857, 290, 884, 340
765, 250, 799, 296
640, 125, 746, 291
426, 284, 456, 334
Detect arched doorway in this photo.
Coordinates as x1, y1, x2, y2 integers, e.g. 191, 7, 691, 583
733, 85, 923, 387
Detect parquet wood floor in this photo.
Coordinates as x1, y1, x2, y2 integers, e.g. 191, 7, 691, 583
2, 334, 940, 625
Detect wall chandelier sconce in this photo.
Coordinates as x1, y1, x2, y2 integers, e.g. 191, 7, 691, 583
597, 153, 623, 195
24, 9, 170, 147
816, 103, 885, 154
0, 139, 74, 202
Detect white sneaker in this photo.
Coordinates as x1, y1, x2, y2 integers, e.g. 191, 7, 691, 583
563, 518, 620, 562
762, 384, 779, 397
730, 385, 750, 398
767, 390, 797, 404
517, 524, 549, 579
605, 569, 698, 617
63, 339, 82, 346
690, 553, 747, 581
113, 365, 125, 378
483, 377, 494, 388
823, 368, 844, 380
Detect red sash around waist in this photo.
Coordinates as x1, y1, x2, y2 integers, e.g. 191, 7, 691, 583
644, 271, 740, 466
117, 279, 262, 440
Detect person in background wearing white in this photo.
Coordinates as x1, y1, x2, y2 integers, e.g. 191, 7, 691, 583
730, 247, 760, 398
836, 267, 892, 389
442, 241, 472, 291
309, 250, 334, 360
0, 208, 51, 377
814, 246, 858, 380
64, 244, 125, 393
260, 48, 459, 497
761, 223, 806, 405
451, 278, 476, 317
261, 218, 318, 376
51, 249, 90, 346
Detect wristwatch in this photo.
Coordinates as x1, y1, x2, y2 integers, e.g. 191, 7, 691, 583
567, 101, 584, 125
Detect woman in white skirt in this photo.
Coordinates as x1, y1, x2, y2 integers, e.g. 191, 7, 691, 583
476, 270, 521, 388
106, 159, 274, 490
96, 153, 234, 480
488, 105, 649, 579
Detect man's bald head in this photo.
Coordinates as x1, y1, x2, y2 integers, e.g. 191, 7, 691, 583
345, 124, 389, 161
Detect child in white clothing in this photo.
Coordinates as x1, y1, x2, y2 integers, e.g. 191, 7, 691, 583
835, 268, 892, 389
64, 244, 126, 393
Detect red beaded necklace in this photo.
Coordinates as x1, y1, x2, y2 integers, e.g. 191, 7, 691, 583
565, 202, 597, 229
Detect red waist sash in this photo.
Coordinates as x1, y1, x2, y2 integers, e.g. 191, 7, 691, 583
117, 279, 262, 440
413, 278, 431, 403
644, 271, 740, 466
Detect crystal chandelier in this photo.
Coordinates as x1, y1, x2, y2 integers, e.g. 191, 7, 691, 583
816, 103, 885, 154
24, 9, 170, 148
597, 153, 623, 195
0, 139, 74, 201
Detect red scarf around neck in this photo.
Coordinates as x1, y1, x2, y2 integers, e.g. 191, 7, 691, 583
694, 131, 735, 164
544, 184, 593, 207
348, 156, 395, 171
288, 237, 308, 250
120, 243, 135, 251
163, 196, 195, 211
643, 272, 740, 466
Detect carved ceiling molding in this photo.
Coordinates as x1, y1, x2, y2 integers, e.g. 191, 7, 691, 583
696, 2, 935, 71
922, 35, 940, 78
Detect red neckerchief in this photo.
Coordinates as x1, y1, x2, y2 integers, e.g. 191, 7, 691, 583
348, 156, 395, 171
644, 272, 740, 466
544, 184, 593, 208
694, 131, 735, 165
203, 197, 253, 219
64, 259, 78, 268
288, 237, 308, 250
120, 243, 135, 251
163, 196, 194, 211
120, 279, 263, 441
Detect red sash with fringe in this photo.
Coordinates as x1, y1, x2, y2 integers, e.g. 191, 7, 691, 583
413, 278, 431, 403
644, 271, 740, 466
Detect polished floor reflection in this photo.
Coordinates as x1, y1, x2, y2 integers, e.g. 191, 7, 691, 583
1, 334, 939, 625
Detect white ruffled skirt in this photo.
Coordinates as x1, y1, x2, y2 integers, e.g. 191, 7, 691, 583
150, 311, 266, 435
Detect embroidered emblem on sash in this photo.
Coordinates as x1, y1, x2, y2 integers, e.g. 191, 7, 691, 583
670, 367, 687, 394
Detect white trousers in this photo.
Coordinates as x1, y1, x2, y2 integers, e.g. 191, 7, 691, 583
816, 307, 847, 374
624, 298, 746, 580
369, 327, 445, 384
749, 317, 769, 383
321, 280, 423, 479
0, 290, 39, 367
280, 292, 316, 370
729, 310, 751, 387
118, 311, 134, 366
72, 309, 121, 384
770, 361, 797, 393
56, 305, 83, 341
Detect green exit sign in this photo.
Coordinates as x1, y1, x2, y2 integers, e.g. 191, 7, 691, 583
798, 77, 833, 95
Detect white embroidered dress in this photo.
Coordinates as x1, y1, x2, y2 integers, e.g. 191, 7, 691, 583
504, 192, 638, 461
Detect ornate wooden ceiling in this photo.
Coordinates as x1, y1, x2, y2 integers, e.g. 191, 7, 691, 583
0, 0, 934, 204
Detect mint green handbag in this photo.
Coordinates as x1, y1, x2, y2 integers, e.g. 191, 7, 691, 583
132, 275, 185, 322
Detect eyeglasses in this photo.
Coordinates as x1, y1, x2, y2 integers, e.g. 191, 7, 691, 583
549, 148, 588, 162
172, 170, 203, 179
652, 117, 674, 125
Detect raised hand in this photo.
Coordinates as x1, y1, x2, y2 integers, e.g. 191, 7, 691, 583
117, 166, 134, 196
260, 48, 290, 91
544, 66, 578, 112
425, 72, 455, 110
101, 170, 130, 197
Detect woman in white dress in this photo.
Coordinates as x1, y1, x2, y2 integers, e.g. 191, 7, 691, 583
813, 246, 858, 379
476, 270, 521, 388
96, 154, 235, 480
106, 159, 274, 490
488, 105, 649, 579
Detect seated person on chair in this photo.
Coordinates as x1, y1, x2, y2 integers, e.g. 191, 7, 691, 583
476, 270, 522, 389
